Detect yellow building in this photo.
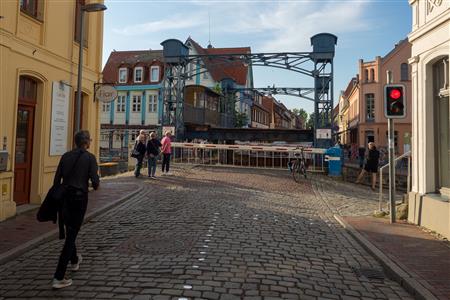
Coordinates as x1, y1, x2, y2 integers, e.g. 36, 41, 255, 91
0, 0, 105, 221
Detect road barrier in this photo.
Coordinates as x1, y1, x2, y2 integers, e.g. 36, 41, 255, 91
171, 142, 327, 173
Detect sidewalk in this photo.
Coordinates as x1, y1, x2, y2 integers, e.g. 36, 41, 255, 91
338, 215, 450, 300
0, 178, 141, 265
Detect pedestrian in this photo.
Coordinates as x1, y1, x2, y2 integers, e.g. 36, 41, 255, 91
133, 130, 147, 178
146, 131, 161, 178
161, 130, 172, 176
358, 146, 366, 168
52, 130, 99, 289
355, 142, 380, 191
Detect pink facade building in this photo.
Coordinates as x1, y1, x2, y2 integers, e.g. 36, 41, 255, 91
339, 39, 412, 155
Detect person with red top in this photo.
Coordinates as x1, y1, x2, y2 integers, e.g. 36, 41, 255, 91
160, 130, 172, 176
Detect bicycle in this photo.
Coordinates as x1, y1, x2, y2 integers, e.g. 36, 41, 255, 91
289, 147, 308, 182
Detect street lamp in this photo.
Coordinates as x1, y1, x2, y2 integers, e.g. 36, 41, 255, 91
75, 2, 107, 133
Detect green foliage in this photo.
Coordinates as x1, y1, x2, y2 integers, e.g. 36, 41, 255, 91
234, 111, 248, 128
292, 108, 308, 127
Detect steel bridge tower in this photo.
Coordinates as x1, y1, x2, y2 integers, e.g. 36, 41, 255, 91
161, 33, 337, 147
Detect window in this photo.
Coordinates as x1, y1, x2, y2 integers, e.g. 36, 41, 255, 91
74, 0, 89, 45
148, 94, 158, 112
203, 71, 209, 79
150, 66, 160, 82
20, 0, 43, 20
132, 95, 142, 112
134, 67, 143, 83
119, 68, 127, 83
116, 95, 126, 112
188, 63, 194, 80
364, 69, 369, 82
365, 93, 375, 121
401, 63, 409, 81
102, 103, 110, 112
370, 69, 375, 82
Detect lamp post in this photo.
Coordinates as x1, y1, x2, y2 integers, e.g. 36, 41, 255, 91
75, 2, 107, 133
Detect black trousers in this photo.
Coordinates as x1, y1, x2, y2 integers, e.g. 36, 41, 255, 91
54, 191, 87, 280
162, 153, 171, 172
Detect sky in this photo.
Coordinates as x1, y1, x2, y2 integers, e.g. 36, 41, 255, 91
102, 0, 412, 114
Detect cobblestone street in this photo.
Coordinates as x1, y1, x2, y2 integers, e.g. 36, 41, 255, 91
0, 166, 413, 300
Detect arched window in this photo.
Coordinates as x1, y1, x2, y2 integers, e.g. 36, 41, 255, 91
364, 69, 369, 82
370, 69, 375, 82
401, 63, 409, 81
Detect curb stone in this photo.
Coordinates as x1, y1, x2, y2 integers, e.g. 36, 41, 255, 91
334, 214, 438, 300
0, 185, 143, 266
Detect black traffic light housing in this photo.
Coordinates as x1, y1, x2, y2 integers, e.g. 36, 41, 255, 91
384, 84, 406, 119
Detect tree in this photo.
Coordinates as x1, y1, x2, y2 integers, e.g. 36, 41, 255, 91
306, 112, 315, 129
234, 111, 248, 128
291, 108, 308, 128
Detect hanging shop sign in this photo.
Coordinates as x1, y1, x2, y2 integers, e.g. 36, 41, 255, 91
95, 84, 118, 103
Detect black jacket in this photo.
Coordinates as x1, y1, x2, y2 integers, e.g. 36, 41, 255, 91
134, 140, 147, 157
146, 139, 161, 156
54, 148, 99, 193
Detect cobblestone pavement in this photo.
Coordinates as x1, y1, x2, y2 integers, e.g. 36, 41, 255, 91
0, 166, 413, 300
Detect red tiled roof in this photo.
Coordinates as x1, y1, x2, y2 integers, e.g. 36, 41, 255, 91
186, 38, 250, 86
102, 50, 164, 84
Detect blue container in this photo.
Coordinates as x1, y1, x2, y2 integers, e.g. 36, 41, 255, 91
325, 146, 343, 176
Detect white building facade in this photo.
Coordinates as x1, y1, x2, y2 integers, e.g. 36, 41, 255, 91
408, 0, 449, 238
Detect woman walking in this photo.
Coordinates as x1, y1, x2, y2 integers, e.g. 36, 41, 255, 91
161, 131, 172, 176
355, 142, 380, 191
146, 132, 161, 178
133, 130, 147, 177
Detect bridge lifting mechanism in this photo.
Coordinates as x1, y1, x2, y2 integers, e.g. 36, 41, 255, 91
161, 33, 337, 147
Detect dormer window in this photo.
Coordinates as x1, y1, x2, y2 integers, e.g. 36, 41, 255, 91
134, 67, 143, 83
118, 68, 127, 83
150, 66, 160, 82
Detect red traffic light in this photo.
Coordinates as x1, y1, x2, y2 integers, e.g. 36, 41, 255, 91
390, 89, 401, 100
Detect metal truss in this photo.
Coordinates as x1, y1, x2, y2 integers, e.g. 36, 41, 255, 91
228, 87, 316, 102
162, 34, 336, 146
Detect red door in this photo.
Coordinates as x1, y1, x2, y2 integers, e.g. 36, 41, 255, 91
14, 105, 35, 205
14, 76, 37, 206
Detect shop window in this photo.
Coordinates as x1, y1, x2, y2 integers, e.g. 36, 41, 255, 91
20, 0, 43, 21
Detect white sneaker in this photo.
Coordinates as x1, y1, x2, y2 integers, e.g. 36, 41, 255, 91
52, 278, 73, 289
166, 172, 174, 176
71, 254, 82, 271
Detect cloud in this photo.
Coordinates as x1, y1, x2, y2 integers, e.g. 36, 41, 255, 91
112, 14, 207, 36
207, 1, 371, 52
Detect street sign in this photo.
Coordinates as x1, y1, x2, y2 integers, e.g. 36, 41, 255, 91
96, 85, 118, 103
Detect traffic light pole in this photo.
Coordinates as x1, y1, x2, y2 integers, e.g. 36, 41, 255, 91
387, 71, 396, 223
388, 118, 396, 223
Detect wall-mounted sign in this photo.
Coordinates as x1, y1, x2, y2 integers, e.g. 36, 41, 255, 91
96, 85, 117, 103
316, 128, 331, 139
50, 81, 70, 156
162, 126, 175, 136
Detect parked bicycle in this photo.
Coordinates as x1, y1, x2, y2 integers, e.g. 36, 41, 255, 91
289, 147, 308, 182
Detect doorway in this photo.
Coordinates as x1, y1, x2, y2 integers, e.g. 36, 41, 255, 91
433, 57, 450, 192
14, 76, 37, 205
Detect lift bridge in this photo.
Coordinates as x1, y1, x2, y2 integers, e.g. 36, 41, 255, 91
160, 33, 337, 147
